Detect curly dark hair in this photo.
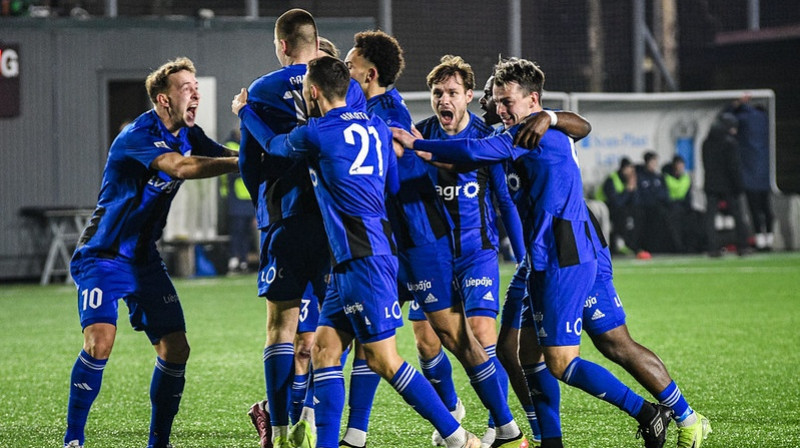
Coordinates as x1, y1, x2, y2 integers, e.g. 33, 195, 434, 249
353, 30, 405, 87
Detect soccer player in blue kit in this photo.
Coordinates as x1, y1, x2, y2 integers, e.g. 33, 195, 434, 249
343, 32, 527, 448
414, 54, 526, 448
63, 57, 239, 448
233, 9, 366, 447
260, 54, 483, 448
393, 57, 675, 448
476, 69, 711, 448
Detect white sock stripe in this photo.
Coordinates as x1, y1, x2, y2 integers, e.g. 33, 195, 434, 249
292, 379, 309, 389
78, 353, 106, 371
263, 344, 295, 361
392, 363, 415, 393
419, 350, 445, 369
352, 365, 378, 375
155, 359, 185, 377
661, 387, 682, 406
526, 411, 537, 419
313, 370, 344, 382
484, 345, 497, 357
469, 362, 496, 383
562, 360, 578, 383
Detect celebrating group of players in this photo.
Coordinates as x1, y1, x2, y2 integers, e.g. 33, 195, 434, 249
63, 7, 712, 448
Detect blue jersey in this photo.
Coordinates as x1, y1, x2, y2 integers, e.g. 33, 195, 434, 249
274, 106, 399, 266
239, 64, 366, 229
367, 88, 451, 248
415, 115, 595, 270
74, 109, 226, 265
416, 112, 524, 262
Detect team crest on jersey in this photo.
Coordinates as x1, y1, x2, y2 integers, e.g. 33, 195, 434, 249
506, 173, 521, 192
308, 167, 319, 186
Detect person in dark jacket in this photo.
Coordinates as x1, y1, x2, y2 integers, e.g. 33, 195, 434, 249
596, 157, 650, 258
727, 95, 773, 251
702, 113, 750, 257
636, 151, 680, 253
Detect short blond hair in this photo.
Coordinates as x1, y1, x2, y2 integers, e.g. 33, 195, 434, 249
145, 57, 196, 105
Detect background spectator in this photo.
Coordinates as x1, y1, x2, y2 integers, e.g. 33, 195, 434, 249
702, 113, 750, 257
220, 127, 256, 273
662, 155, 704, 252
727, 94, 774, 251
595, 157, 650, 259
637, 151, 681, 253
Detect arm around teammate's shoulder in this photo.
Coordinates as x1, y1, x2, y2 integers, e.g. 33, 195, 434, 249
151, 151, 238, 180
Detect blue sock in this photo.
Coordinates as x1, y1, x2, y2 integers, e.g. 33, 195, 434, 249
523, 404, 542, 441
561, 357, 644, 417
419, 349, 458, 411
303, 372, 315, 409
485, 345, 509, 428
264, 344, 294, 427
148, 357, 186, 448
657, 381, 693, 422
523, 362, 561, 439
391, 362, 459, 438
291, 372, 309, 424
340, 344, 351, 367
65, 350, 107, 446
466, 358, 513, 427
313, 366, 345, 448
346, 358, 380, 432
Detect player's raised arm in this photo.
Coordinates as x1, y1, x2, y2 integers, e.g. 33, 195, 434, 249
151, 152, 238, 180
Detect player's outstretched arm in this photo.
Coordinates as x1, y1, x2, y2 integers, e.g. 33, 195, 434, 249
513, 111, 592, 149
151, 152, 238, 180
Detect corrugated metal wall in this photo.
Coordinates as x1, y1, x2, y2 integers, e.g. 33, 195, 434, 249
0, 17, 373, 280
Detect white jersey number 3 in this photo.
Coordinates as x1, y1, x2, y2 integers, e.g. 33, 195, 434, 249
344, 123, 383, 177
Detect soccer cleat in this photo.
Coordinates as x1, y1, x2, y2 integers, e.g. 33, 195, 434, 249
490, 431, 528, 448
529, 438, 541, 448
288, 420, 316, 448
248, 400, 272, 448
64, 441, 83, 448
339, 440, 366, 448
432, 399, 466, 446
636, 403, 674, 448
273, 435, 293, 448
676, 412, 711, 448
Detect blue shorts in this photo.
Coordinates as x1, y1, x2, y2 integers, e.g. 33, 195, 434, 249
71, 257, 185, 344
528, 260, 597, 347
258, 216, 330, 301
318, 255, 402, 343
401, 236, 459, 321
501, 260, 528, 329
517, 271, 626, 335
582, 277, 627, 335
455, 248, 500, 318
298, 280, 323, 334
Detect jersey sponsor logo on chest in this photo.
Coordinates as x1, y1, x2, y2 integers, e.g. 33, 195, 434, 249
147, 175, 183, 194
435, 181, 480, 201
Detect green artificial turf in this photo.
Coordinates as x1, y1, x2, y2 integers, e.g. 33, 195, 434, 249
1, 252, 798, 447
